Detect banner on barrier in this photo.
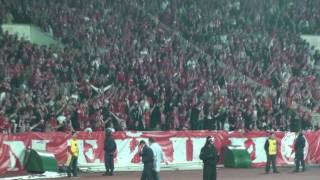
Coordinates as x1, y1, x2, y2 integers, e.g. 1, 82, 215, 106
1, 131, 320, 174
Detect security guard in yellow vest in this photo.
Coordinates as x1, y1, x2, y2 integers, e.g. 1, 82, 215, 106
68, 131, 79, 177
264, 132, 279, 174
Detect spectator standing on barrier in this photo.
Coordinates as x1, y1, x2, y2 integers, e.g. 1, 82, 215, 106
264, 132, 280, 174
103, 129, 117, 176
293, 132, 306, 172
149, 137, 166, 180
68, 131, 79, 177
200, 136, 218, 180
139, 140, 155, 180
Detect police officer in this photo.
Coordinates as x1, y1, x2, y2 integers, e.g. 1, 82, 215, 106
104, 129, 117, 176
293, 132, 306, 172
264, 132, 279, 174
139, 140, 155, 180
200, 136, 218, 180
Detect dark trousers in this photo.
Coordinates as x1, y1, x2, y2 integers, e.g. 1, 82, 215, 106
141, 163, 155, 180
265, 154, 277, 173
203, 164, 216, 180
153, 170, 160, 180
295, 153, 305, 171
104, 153, 114, 174
67, 156, 78, 177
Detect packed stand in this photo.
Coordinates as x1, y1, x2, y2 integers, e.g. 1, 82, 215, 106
0, 0, 318, 134
147, 0, 320, 110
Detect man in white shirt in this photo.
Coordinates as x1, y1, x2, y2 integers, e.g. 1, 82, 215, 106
149, 138, 165, 180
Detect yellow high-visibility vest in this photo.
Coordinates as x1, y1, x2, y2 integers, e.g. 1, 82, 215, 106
268, 139, 277, 155
70, 139, 79, 157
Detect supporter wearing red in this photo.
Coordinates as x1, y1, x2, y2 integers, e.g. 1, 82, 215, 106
0, 112, 11, 134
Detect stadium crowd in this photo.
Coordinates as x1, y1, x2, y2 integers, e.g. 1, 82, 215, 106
150, 0, 320, 109
0, 0, 319, 134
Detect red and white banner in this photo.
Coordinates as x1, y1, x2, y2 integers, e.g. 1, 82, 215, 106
1, 131, 320, 174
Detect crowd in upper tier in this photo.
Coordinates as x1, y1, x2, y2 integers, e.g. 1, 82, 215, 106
0, 0, 319, 134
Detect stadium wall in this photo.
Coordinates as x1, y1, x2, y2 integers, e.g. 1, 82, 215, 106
0, 131, 320, 174
1, 24, 61, 47
301, 35, 320, 50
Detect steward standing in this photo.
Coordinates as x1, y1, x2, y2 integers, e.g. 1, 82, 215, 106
104, 129, 117, 176
200, 136, 219, 180
293, 132, 306, 172
264, 132, 279, 174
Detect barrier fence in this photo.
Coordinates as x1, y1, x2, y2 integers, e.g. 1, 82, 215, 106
1, 130, 320, 174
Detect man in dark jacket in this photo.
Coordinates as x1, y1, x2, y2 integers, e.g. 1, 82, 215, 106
139, 140, 155, 180
200, 136, 218, 180
103, 129, 117, 176
293, 132, 306, 172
